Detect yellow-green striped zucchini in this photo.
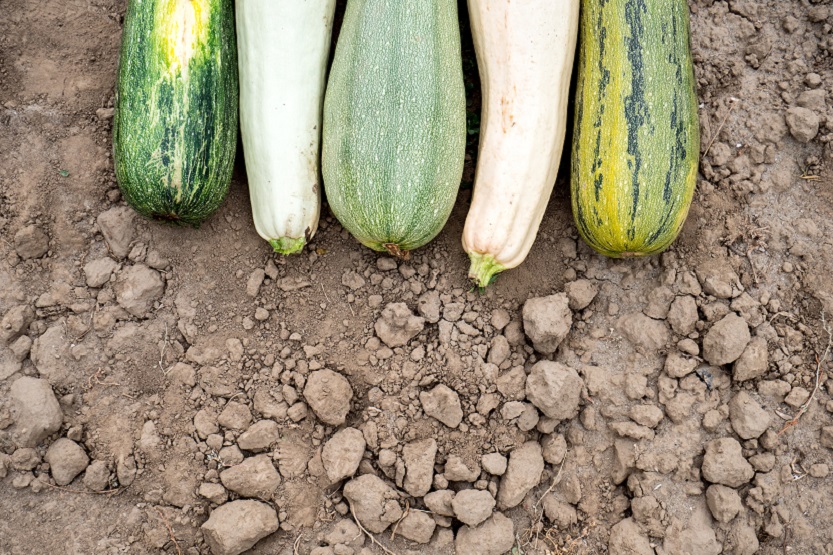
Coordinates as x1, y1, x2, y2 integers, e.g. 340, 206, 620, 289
571, 0, 700, 257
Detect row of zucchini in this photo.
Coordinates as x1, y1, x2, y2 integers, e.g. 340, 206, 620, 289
113, 0, 699, 287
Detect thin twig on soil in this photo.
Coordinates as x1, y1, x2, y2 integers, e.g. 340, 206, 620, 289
293, 533, 302, 555
320, 282, 331, 303
389, 500, 410, 541
778, 311, 832, 435
350, 502, 400, 555
159, 322, 170, 374
42, 481, 122, 496
702, 97, 738, 159
533, 455, 567, 510
154, 507, 182, 555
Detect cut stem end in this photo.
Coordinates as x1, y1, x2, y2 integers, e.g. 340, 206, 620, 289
269, 237, 306, 255
468, 252, 506, 289
383, 243, 410, 260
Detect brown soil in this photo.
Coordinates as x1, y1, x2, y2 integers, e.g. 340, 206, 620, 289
1, 1, 833, 555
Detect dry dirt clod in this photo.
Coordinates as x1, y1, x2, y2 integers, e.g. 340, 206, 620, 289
608, 517, 653, 555
321, 427, 365, 484
703, 313, 751, 366
565, 279, 599, 310
543, 496, 577, 528
497, 441, 544, 509
83, 257, 118, 288
525, 361, 583, 421
665, 352, 698, 379
403, 438, 437, 497
245, 269, 265, 298
706, 484, 743, 523
201, 500, 279, 555
219, 455, 281, 499
732, 336, 769, 382
324, 518, 364, 548
481, 453, 507, 476
522, 292, 572, 354
443, 455, 480, 482
198, 482, 228, 505
13, 225, 49, 259
728, 391, 771, 439
45, 438, 89, 486
114, 264, 165, 318
396, 511, 435, 544
218, 402, 253, 431
701, 438, 755, 488
341, 269, 366, 290
0, 346, 21, 381
644, 285, 676, 320
237, 420, 280, 452
8, 377, 62, 448
343, 474, 402, 534
82, 460, 111, 492
1, 305, 35, 345
416, 290, 441, 323
452, 489, 495, 527
616, 312, 670, 351
374, 302, 425, 348
454, 512, 514, 555
424, 489, 455, 517
419, 384, 463, 428
29, 322, 72, 386
194, 409, 219, 438
696, 260, 739, 299
820, 426, 833, 450
96, 207, 135, 260
495, 365, 526, 400
785, 106, 820, 143
486, 335, 510, 366
667, 295, 699, 335
490, 308, 511, 330
303, 369, 353, 426
541, 433, 567, 466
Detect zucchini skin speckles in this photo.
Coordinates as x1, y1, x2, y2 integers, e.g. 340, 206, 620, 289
322, 0, 466, 255
114, 0, 238, 227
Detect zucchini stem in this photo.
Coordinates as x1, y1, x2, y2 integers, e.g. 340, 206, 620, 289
468, 252, 506, 288
269, 237, 306, 255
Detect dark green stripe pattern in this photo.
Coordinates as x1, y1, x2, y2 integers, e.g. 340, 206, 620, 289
571, 0, 699, 257
114, 0, 238, 227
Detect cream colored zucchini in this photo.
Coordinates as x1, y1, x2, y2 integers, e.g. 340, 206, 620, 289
462, 0, 580, 287
236, 0, 336, 254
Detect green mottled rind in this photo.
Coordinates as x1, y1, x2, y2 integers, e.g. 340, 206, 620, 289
571, 0, 700, 257
114, 0, 238, 227
322, 0, 466, 253
269, 237, 305, 255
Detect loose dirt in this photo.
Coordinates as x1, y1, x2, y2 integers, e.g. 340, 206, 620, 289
1, 1, 833, 554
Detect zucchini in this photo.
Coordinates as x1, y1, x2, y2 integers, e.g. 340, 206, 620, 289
571, 0, 700, 257
463, 0, 580, 287
322, 0, 466, 256
236, 0, 336, 255
114, 0, 238, 226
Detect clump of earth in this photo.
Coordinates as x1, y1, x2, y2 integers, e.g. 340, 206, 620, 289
1, 1, 833, 554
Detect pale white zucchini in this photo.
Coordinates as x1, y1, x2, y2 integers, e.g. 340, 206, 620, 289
236, 0, 336, 254
462, 0, 580, 286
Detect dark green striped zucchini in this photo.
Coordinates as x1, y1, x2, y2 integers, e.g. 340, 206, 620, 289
571, 0, 700, 257
322, 0, 466, 256
114, 0, 238, 226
